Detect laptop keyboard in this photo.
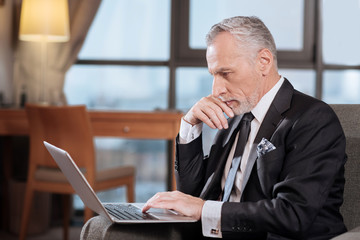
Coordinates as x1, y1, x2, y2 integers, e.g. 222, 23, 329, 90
104, 204, 156, 220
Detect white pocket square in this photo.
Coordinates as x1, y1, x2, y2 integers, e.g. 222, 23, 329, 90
257, 138, 276, 157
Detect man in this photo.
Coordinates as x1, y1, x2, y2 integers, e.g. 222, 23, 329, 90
81, 16, 347, 239
142, 16, 347, 239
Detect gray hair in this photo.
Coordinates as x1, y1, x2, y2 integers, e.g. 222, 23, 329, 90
206, 16, 277, 65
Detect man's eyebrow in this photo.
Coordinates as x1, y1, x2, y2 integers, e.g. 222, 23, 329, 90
209, 67, 231, 75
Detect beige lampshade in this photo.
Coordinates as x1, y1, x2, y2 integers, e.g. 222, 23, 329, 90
19, 0, 70, 42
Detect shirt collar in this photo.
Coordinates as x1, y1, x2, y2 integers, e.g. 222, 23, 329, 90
251, 76, 284, 124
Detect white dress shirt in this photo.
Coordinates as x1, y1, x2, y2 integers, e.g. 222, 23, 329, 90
179, 77, 284, 238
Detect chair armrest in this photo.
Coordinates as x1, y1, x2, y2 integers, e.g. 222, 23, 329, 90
331, 226, 360, 240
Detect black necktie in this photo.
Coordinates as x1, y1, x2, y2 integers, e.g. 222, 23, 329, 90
222, 112, 254, 202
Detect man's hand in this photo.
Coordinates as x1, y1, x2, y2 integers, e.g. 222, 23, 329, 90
141, 191, 205, 220
184, 95, 234, 129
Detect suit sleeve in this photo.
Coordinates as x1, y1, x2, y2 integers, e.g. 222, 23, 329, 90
175, 134, 206, 196
220, 102, 346, 239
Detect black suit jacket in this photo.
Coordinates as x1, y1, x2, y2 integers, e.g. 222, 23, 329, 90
175, 79, 347, 240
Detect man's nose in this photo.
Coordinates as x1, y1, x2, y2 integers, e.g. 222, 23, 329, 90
212, 76, 226, 97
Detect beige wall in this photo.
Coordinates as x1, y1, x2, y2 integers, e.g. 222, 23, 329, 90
0, 1, 14, 105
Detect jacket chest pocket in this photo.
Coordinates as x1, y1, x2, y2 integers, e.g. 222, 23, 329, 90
257, 145, 285, 197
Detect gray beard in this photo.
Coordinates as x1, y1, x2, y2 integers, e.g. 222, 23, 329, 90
232, 91, 259, 115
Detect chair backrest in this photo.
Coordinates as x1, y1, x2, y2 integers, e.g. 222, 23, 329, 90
25, 104, 95, 175
330, 104, 360, 230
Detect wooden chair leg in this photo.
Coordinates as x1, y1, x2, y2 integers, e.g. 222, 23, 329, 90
62, 194, 71, 240
84, 207, 93, 223
2, 137, 12, 231
19, 185, 34, 240
126, 177, 135, 203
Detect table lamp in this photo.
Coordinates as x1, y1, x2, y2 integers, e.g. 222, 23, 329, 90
19, 0, 70, 104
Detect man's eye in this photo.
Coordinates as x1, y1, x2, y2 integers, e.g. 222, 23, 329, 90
221, 72, 230, 77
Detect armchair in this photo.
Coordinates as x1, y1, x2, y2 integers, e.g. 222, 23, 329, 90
330, 104, 360, 239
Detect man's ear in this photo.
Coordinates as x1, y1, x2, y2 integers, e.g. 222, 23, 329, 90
257, 48, 273, 76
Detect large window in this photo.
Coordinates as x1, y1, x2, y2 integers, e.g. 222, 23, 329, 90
65, 0, 358, 207
323, 70, 360, 104
322, 0, 360, 66
65, 66, 169, 110
321, 0, 360, 102
176, 0, 315, 66
189, 0, 305, 51
78, 0, 170, 61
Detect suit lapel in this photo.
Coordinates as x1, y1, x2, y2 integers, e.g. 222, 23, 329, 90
240, 103, 284, 194
240, 79, 294, 195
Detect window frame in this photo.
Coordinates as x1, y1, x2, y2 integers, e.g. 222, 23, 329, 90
175, 0, 317, 69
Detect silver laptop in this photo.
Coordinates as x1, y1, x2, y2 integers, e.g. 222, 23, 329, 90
44, 141, 197, 223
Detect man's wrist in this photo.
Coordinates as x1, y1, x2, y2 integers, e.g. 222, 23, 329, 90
201, 200, 223, 238
179, 118, 203, 144
182, 116, 197, 126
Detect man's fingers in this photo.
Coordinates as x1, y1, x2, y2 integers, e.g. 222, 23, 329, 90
142, 191, 204, 220
193, 108, 218, 129
211, 96, 234, 119
185, 95, 234, 130
142, 192, 174, 212
198, 97, 232, 129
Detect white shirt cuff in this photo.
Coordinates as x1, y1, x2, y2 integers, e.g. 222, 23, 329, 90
179, 118, 203, 144
201, 200, 223, 238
